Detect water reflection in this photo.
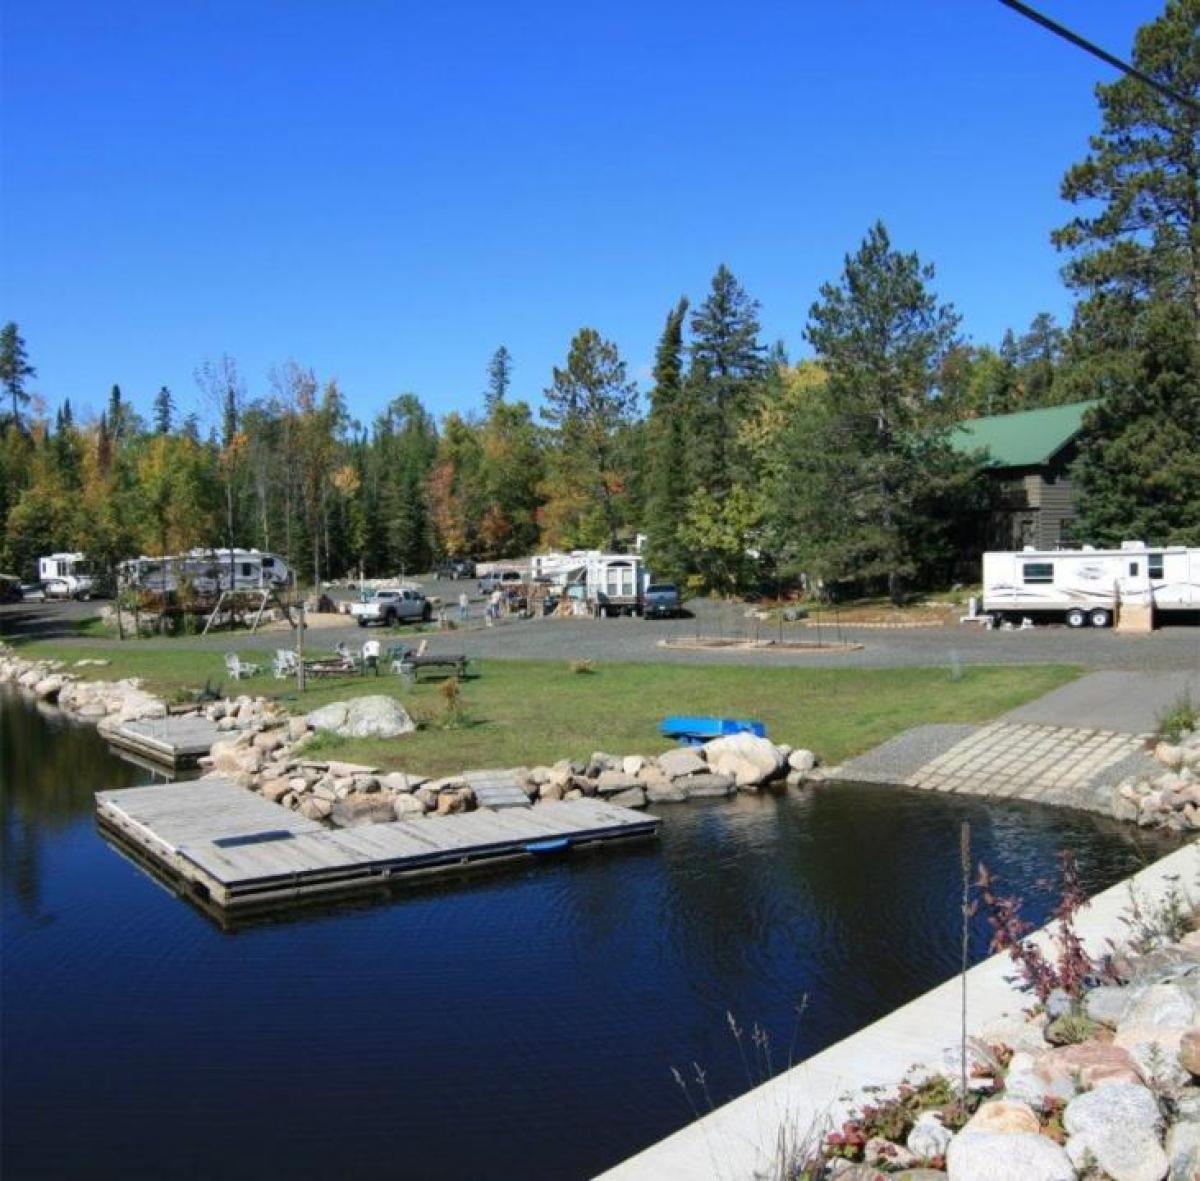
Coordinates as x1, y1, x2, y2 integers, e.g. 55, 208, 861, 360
0, 688, 1185, 1180
0, 686, 147, 913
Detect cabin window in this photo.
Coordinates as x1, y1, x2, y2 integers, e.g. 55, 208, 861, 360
262, 557, 275, 568
1022, 562, 1054, 584
241, 563, 252, 577
1149, 554, 1164, 579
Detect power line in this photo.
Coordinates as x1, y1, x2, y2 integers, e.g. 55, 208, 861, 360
997, 0, 1199, 114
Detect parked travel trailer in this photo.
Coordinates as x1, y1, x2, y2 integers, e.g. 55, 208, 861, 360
119, 549, 291, 596
38, 553, 95, 599
529, 550, 646, 616
982, 542, 1200, 628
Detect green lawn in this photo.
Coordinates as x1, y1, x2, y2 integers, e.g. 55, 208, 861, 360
15, 639, 1081, 778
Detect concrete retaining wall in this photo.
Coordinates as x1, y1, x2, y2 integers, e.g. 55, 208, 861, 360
599, 840, 1199, 1181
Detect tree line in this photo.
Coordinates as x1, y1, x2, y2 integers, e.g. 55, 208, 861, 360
1, 0, 1196, 601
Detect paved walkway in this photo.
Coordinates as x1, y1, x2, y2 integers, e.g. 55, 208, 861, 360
1000, 669, 1200, 733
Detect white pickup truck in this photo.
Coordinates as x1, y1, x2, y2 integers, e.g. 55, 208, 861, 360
351, 588, 432, 627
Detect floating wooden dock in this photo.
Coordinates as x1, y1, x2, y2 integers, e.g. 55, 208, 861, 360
104, 716, 220, 769
96, 778, 659, 913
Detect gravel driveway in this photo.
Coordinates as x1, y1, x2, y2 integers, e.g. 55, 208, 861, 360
5, 593, 1200, 672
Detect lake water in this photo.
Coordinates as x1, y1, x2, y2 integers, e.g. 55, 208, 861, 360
0, 688, 1180, 1179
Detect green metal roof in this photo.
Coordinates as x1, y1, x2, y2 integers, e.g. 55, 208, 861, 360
949, 400, 1100, 468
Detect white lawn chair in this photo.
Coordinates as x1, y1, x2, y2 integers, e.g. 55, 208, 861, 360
224, 652, 261, 680
362, 639, 381, 676
272, 649, 299, 679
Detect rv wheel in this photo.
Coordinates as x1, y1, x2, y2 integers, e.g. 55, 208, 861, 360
1065, 608, 1087, 629
1089, 608, 1112, 629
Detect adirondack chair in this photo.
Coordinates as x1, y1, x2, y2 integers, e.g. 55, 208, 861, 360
224, 652, 261, 680
272, 649, 300, 679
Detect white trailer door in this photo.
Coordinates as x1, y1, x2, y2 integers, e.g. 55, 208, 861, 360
1117, 553, 1152, 608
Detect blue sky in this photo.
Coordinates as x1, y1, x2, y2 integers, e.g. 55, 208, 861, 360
1, 0, 1163, 430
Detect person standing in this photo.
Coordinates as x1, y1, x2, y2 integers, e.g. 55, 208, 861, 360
458, 590, 469, 622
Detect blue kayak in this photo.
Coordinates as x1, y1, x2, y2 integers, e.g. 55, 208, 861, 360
659, 716, 767, 747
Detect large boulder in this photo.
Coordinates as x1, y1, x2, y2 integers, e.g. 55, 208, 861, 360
1063, 1082, 1166, 1181
306, 701, 349, 732
946, 1131, 1074, 1181
342, 696, 416, 739
306, 697, 415, 739
702, 732, 786, 788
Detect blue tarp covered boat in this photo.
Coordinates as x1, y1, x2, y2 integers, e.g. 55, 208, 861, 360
658, 716, 767, 747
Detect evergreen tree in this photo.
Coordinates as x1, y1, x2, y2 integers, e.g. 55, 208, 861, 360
542, 328, 638, 550
181, 412, 201, 443
1072, 302, 1200, 545
1053, 0, 1200, 342
108, 384, 124, 440
1016, 312, 1066, 406
686, 265, 766, 496
786, 222, 972, 603
153, 385, 175, 434
485, 346, 512, 411
643, 297, 690, 580
0, 322, 35, 428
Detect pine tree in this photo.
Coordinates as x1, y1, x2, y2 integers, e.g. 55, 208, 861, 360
1072, 302, 1200, 545
643, 297, 690, 580
0, 322, 35, 428
1053, 0, 1200, 342
485, 346, 512, 411
108, 384, 124, 440
153, 386, 175, 434
686, 265, 766, 496
788, 222, 970, 603
542, 328, 638, 550
61, 399, 73, 429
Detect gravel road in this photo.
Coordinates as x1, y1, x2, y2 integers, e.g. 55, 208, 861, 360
4, 593, 1200, 672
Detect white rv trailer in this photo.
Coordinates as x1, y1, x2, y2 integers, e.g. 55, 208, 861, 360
982, 541, 1200, 628
529, 549, 647, 616
38, 553, 95, 599
119, 549, 291, 595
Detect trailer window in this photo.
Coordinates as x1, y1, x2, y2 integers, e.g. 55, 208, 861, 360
1149, 554, 1164, 579
1022, 562, 1054, 584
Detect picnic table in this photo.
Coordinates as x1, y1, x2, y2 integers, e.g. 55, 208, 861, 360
394, 652, 472, 681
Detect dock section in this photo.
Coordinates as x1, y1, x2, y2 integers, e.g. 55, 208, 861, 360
104, 716, 220, 769
96, 778, 659, 912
